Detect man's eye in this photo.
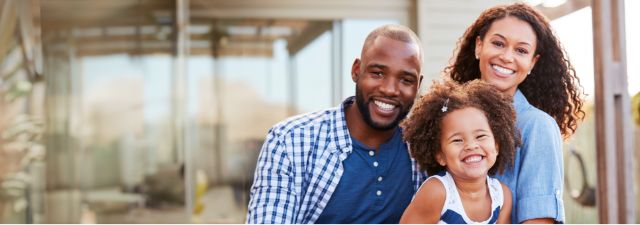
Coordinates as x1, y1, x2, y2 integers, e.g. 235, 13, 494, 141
401, 78, 415, 85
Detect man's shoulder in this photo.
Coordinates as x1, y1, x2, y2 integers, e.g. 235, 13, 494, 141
269, 107, 341, 138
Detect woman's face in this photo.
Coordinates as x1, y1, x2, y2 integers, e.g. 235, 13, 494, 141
475, 16, 540, 96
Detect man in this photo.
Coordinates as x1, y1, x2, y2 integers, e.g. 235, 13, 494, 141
246, 24, 425, 223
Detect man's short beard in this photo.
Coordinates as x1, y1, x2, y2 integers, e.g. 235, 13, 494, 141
355, 84, 412, 131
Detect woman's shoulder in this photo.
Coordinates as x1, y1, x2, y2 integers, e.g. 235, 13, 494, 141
516, 101, 559, 131
514, 90, 556, 124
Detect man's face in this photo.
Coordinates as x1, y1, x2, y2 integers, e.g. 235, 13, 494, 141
352, 36, 422, 131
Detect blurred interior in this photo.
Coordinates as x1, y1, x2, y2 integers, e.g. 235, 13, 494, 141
1, 0, 639, 223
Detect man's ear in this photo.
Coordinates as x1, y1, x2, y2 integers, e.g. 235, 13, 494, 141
351, 58, 361, 82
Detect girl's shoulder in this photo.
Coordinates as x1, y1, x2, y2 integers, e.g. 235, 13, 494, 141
400, 176, 446, 223
417, 175, 447, 198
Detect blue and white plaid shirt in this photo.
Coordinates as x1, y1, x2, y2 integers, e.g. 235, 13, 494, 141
246, 97, 425, 224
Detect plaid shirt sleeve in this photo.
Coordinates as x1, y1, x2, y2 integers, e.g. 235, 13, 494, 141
246, 128, 299, 224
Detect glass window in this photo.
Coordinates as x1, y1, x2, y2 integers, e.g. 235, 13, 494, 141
293, 31, 333, 113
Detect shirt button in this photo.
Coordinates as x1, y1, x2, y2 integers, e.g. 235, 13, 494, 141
373, 161, 379, 167
376, 190, 382, 196
377, 176, 383, 182
369, 151, 375, 156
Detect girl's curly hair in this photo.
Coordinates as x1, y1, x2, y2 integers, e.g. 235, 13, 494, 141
445, 3, 585, 139
402, 79, 521, 175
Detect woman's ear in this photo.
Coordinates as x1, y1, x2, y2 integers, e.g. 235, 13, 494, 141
530, 54, 540, 71
475, 36, 483, 59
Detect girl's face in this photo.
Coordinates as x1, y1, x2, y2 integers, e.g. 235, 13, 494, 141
437, 107, 498, 181
475, 16, 540, 96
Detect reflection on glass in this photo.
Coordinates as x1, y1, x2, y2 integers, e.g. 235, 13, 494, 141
39, 1, 187, 223
0, 0, 45, 223
186, 18, 335, 222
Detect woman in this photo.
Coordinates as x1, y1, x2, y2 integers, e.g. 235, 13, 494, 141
446, 3, 584, 223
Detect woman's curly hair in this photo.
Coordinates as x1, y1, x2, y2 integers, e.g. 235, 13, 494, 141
445, 3, 585, 139
402, 79, 521, 176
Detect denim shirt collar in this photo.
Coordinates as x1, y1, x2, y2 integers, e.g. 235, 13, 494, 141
513, 89, 530, 113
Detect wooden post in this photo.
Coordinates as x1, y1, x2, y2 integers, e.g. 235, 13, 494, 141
592, 0, 636, 223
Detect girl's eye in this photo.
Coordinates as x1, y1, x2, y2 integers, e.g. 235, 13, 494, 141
476, 134, 487, 139
452, 139, 463, 143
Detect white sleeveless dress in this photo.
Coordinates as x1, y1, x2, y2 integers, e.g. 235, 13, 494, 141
419, 171, 504, 224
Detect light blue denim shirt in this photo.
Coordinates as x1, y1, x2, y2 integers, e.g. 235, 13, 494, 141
495, 89, 565, 223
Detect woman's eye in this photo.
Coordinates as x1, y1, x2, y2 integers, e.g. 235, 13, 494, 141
492, 41, 504, 47
516, 48, 529, 55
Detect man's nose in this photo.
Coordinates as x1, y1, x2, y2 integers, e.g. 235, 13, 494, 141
379, 77, 400, 96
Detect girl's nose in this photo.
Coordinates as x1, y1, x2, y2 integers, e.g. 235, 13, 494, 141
464, 141, 480, 151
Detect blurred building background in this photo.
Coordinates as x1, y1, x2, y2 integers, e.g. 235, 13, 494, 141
0, 0, 638, 223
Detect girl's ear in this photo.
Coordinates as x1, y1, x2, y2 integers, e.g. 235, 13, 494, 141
436, 152, 446, 166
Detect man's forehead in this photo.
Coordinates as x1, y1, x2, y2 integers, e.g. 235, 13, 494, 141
364, 37, 420, 55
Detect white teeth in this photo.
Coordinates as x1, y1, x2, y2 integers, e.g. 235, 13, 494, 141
492, 64, 515, 75
463, 155, 483, 163
374, 100, 396, 111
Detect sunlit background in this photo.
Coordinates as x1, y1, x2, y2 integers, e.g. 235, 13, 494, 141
0, 0, 638, 223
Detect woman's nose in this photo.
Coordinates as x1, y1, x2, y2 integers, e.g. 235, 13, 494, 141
499, 49, 514, 63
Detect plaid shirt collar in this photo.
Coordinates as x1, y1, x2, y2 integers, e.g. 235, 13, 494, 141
329, 96, 355, 160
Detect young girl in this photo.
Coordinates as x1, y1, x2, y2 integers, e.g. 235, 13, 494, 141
400, 80, 520, 224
